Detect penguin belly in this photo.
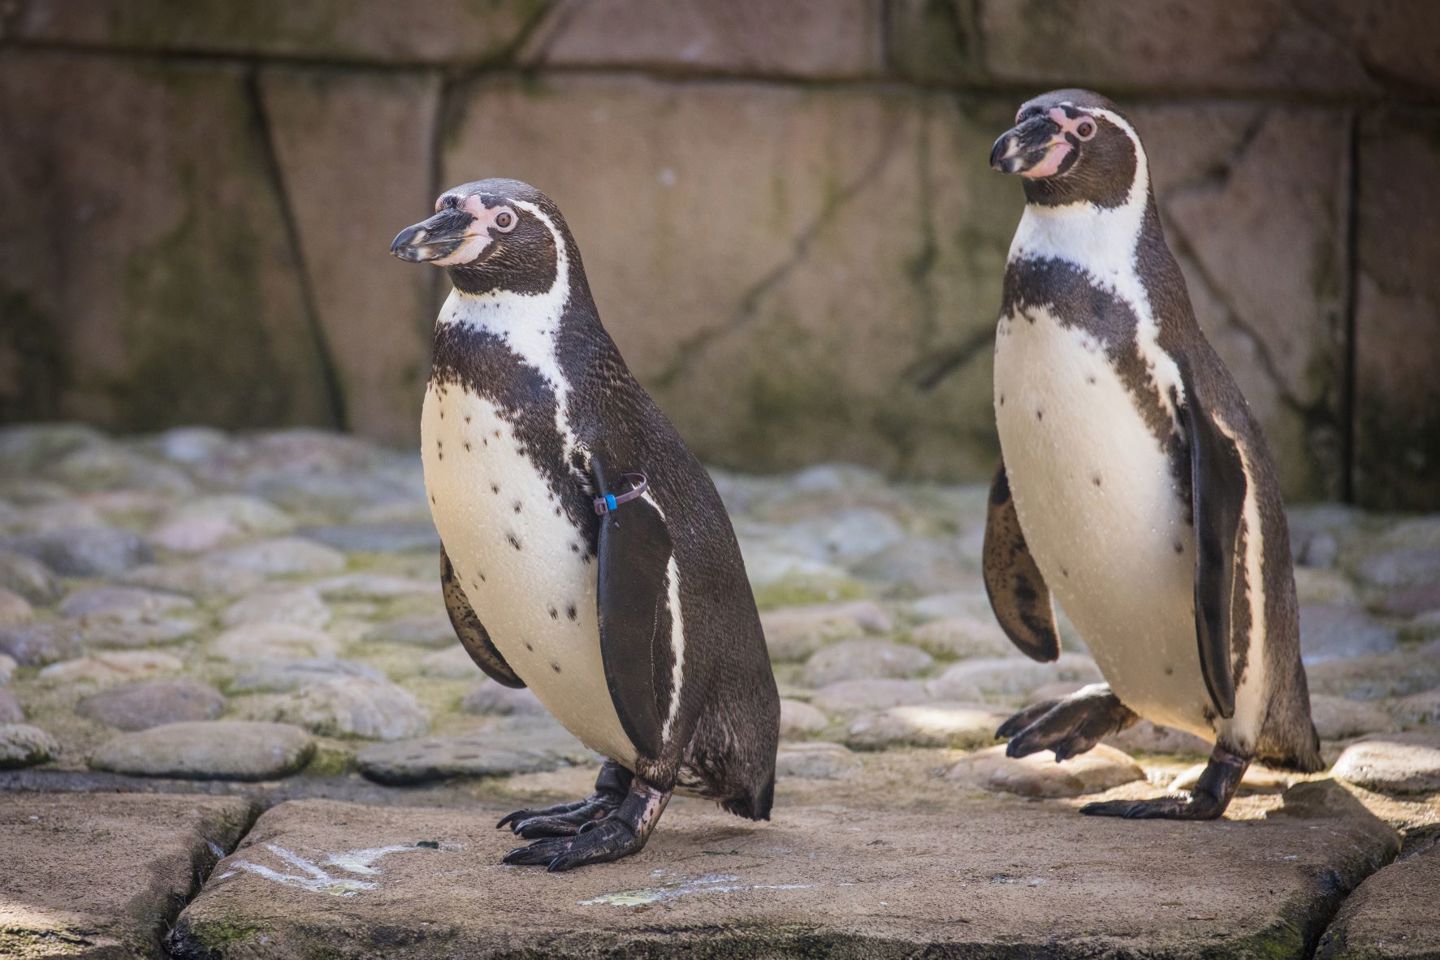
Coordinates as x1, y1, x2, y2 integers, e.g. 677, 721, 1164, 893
421, 384, 638, 768
994, 306, 1215, 740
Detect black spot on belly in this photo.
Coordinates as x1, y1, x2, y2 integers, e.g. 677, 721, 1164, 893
999, 394, 1006, 407
463, 441, 472, 452
1087, 375, 1097, 385
1091, 474, 1102, 487
464, 415, 471, 424
548, 606, 558, 620
1060, 566, 1069, 578
429, 494, 436, 505
1035, 409, 1043, 421
554, 507, 562, 516
1164, 665, 1174, 676
566, 603, 577, 621
525, 642, 534, 651
550, 662, 561, 673
569, 542, 580, 553
513, 501, 523, 513
491, 483, 500, 494
1173, 541, 1184, 554
506, 533, 522, 550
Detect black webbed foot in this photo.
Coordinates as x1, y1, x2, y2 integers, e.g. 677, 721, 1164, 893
497, 759, 631, 838
502, 776, 671, 872
1081, 744, 1248, 821
997, 683, 1138, 762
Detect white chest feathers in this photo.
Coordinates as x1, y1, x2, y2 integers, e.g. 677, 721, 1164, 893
994, 303, 1214, 738
421, 383, 636, 768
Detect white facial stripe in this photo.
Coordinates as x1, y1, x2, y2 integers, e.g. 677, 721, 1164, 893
438, 198, 580, 454
1006, 107, 1184, 419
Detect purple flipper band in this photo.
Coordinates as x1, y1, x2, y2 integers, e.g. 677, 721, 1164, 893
593, 472, 648, 516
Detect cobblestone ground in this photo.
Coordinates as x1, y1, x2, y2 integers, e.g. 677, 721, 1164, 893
1, 424, 1437, 959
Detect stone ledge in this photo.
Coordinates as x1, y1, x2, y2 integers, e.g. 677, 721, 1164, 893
171, 783, 1397, 959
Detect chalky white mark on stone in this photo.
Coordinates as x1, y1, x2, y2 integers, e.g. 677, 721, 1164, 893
580, 873, 815, 907
219, 843, 442, 896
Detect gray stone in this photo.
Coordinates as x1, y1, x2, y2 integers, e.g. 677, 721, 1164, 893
58, 584, 195, 621
366, 614, 455, 649
1354, 109, 1440, 510
0, 587, 32, 626
0, 653, 12, 685
947, 743, 1145, 799
420, 645, 482, 680
758, 600, 892, 662
0, 723, 57, 768
46, 443, 194, 496
847, 702, 1005, 751
1387, 688, 1440, 729
149, 494, 295, 553
527, 0, 884, 78
150, 426, 229, 464
299, 521, 440, 554
0, 622, 82, 666
778, 698, 829, 739
850, 537, 976, 596
1293, 566, 1360, 606
221, 586, 331, 629
0, 548, 61, 604
1309, 694, 1399, 742
0, 688, 22, 723
77, 679, 226, 731
801, 638, 933, 687
90, 720, 314, 780
0, 792, 254, 959
909, 614, 1016, 659
311, 572, 436, 600
775, 740, 863, 780
357, 718, 590, 785
1105, 720, 1213, 757
1332, 730, 1440, 795
38, 650, 184, 687
258, 676, 428, 741
172, 787, 1400, 959
15, 1, 547, 64
1301, 603, 1399, 663
211, 622, 340, 662
809, 678, 928, 717
1316, 835, 1440, 960
202, 536, 347, 577
1379, 582, 1440, 619
4, 526, 151, 576
927, 654, 1103, 703
229, 658, 386, 695
79, 615, 199, 649
1355, 548, 1440, 592
460, 683, 547, 717
1308, 641, 1440, 701
905, 588, 996, 624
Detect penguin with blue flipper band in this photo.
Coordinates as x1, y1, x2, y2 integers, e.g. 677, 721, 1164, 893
392, 179, 779, 870
983, 90, 1323, 819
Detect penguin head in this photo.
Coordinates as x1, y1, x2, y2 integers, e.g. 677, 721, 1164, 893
990, 90, 1143, 208
390, 178, 578, 297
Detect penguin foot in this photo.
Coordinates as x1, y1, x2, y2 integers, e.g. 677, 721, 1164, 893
1080, 743, 1248, 821
997, 683, 1137, 762
496, 759, 632, 838
502, 778, 671, 872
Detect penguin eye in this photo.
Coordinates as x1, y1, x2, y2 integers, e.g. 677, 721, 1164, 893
493, 208, 518, 233
1075, 119, 1097, 141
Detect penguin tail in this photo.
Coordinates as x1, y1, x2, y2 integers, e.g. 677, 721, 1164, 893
1259, 722, 1325, 774
721, 773, 775, 822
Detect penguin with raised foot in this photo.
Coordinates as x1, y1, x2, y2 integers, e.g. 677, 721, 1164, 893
391, 179, 779, 869
982, 91, 1323, 819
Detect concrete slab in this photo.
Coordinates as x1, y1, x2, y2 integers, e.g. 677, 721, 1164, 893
171, 782, 1397, 959
0, 792, 255, 959
1317, 838, 1440, 959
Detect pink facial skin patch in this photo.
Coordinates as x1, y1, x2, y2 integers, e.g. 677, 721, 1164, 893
1020, 107, 1096, 180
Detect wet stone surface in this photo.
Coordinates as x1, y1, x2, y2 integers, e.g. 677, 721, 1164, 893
0, 425, 1436, 956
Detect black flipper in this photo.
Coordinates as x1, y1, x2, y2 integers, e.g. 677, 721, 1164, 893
1179, 361, 1244, 720
441, 547, 524, 689
593, 457, 672, 761
982, 462, 1060, 663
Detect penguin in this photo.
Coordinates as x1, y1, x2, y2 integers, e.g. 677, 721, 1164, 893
390, 179, 779, 869
981, 90, 1323, 819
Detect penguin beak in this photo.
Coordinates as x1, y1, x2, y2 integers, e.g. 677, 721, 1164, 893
990, 115, 1065, 177
389, 209, 474, 263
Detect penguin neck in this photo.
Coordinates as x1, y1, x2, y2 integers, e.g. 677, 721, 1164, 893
1009, 157, 1154, 321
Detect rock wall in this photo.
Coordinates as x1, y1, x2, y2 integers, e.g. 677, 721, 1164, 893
1, 0, 1437, 508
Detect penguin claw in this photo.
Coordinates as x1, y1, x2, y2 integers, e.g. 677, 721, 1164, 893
1080, 795, 1225, 820
997, 688, 1136, 762
502, 818, 645, 872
